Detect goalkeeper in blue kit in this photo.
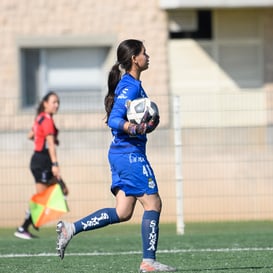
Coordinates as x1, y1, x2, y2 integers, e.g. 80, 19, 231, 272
56, 39, 176, 272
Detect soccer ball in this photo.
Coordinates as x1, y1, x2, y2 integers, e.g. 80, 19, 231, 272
126, 98, 159, 124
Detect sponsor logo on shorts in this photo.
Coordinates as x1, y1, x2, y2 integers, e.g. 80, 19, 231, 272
129, 153, 145, 163
148, 178, 155, 189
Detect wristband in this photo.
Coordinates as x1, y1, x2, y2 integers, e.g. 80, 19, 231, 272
52, 162, 59, 167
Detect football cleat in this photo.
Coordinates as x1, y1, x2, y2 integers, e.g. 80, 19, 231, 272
139, 260, 177, 272
56, 221, 74, 259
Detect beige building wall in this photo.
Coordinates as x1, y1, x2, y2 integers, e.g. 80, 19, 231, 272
167, 8, 273, 222
0, 0, 170, 131
169, 8, 270, 128
0, 0, 175, 227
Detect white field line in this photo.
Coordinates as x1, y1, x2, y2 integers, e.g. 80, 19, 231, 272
1, 247, 273, 258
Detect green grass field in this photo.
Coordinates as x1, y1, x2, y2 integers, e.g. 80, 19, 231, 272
0, 221, 273, 273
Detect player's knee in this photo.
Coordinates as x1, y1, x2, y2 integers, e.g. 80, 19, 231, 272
117, 211, 133, 222
148, 195, 162, 212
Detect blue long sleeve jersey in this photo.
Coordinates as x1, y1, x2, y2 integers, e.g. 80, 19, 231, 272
108, 73, 148, 154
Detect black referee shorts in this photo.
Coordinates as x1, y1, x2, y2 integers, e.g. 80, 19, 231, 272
30, 151, 53, 184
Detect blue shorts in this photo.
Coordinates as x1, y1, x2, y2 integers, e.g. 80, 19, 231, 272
108, 152, 158, 197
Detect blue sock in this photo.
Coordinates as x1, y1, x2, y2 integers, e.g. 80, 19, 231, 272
73, 208, 120, 234
141, 210, 160, 260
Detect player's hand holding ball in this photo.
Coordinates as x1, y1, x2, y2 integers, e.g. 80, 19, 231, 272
127, 98, 160, 136
146, 111, 160, 133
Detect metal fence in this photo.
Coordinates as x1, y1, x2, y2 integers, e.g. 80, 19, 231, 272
1, 94, 273, 228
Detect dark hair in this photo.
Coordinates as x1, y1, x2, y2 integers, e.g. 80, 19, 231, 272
104, 39, 143, 123
36, 91, 59, 116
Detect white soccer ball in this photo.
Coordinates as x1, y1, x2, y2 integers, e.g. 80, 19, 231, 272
126, 98, 159, 124
149, 101, 159, 117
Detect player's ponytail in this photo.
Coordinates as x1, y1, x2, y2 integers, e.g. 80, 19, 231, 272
104, 63, 121, 123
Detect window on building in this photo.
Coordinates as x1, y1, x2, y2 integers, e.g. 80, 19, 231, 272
169, 10, 212, 39
168, 9, 263, 88
20, 46, 110, 111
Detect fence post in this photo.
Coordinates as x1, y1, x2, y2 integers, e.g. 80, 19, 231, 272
173, 95, 184, 235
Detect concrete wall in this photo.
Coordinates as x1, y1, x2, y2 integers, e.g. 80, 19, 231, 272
0, 0, 170, 131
